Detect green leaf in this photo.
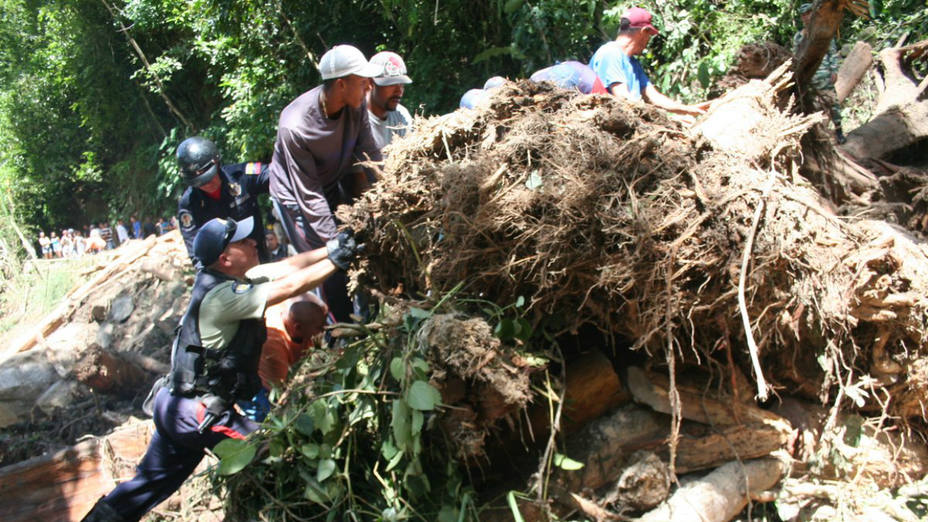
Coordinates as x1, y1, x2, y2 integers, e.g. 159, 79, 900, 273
381, 439, 398, 460
392, 399, 412, 450
697, 60, 711, 88
311, 401, 336, 435
553, 452, 584, 470
407, 380, 441, 411
385, 447, 405, 472
411, 357, 430, 376
411, 409, 424, 436
294, 413, 315, 436
494, 318, 516, 339
390, 357, 405, 382
301, 443, 320, 459
213, 439, 256, 476
336, 345, 362, 370
317, 458, 337, 482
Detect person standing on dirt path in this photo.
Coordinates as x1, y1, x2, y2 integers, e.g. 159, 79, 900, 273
269, 44, 382, 324
366, 51, 414, 150
591, 7, 709, 117
176, 136, 272, 264
793, 2, 846, 144
79, 216, 361, 522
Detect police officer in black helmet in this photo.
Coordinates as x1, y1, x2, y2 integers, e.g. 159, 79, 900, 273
176, 136, 272, 263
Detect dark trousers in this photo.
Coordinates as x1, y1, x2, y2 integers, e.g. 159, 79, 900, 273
100, 389, 258, 521
273, 199, 354, 324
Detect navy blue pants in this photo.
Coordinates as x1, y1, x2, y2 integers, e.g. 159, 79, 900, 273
101, 389, 258, 521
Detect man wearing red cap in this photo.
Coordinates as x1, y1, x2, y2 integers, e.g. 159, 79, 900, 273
591, 7, 709, 116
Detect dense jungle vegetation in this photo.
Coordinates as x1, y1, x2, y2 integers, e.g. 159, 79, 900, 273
0, 0, 924, 255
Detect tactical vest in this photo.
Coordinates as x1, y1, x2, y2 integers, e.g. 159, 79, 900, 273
169, 269, 267, 401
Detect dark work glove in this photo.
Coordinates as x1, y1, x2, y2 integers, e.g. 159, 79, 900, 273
326, 229, 360, 270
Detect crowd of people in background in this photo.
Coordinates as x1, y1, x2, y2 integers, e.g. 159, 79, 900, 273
35, 216, 179, 259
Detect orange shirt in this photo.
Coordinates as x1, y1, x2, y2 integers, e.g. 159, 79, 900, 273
258, 302, 313, 389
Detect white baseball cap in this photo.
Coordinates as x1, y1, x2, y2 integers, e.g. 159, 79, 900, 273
318, 45, 381, 80
370, 51, 413, 86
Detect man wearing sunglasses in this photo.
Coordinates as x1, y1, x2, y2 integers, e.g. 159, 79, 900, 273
176, 136, 271, 263
81, 216, 361, 522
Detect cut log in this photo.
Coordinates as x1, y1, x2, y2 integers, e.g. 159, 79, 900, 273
528, 350, 629, 438
625, 366, 793, 431
637, 458, 784, 522
843, 40, 928, 160
557, 404, 790, 492
835, 41, 873, 103
0, 419, 152, 521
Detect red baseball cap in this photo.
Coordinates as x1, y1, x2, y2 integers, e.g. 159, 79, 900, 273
623, 7, 659, 35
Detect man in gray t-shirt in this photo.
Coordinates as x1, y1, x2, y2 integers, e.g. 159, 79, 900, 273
269, 44, 382, 322
269, 44, 382, 251
367, 51, 414, 151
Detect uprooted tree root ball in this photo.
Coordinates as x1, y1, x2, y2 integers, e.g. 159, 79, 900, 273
342, 79, 928, 422
215, 77, 928, 521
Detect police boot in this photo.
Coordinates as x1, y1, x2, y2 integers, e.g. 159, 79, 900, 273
81, 497, 126, 522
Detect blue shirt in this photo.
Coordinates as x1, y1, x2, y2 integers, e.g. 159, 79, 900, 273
590, 41, 650, 101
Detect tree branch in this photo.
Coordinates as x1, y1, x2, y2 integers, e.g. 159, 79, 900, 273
98, 0, 194, 131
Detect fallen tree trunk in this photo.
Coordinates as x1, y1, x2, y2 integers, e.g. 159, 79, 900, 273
637, 458, 784, 522
835, 41, 873, 103
0, 419, 152, 521
843, 40, 928, 160
556, 404, 790, 492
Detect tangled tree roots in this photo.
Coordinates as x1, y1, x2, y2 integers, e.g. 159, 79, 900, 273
342, 77, 928, 422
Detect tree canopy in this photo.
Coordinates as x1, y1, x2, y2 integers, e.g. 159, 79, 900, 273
0, 0, 923, 251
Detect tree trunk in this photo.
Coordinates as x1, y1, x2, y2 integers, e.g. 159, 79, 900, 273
842, 40, 928, 160
835, 41, 873, 102
793, 0, 846, 89
637, 458, 784, 522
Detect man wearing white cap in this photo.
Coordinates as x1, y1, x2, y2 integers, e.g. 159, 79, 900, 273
366, 51, 414, 150
269, 44, 382, 323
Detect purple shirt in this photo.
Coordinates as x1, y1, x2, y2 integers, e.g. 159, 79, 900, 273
269, 85, 382, 242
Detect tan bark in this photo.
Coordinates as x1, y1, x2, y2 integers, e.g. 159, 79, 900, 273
637, 458, 785, 522
835, 41, 873, 102
843, 40, 928, 160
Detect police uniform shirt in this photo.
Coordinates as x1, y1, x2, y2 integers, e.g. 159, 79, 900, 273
178, 161, 270, 262
198, 277, 272, 350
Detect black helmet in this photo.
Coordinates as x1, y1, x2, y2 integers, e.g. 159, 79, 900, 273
177, 136, 220, 187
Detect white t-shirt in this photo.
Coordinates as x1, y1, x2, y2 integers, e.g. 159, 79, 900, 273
368, 104, 413, 150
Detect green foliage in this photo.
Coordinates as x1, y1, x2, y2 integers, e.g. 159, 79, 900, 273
219, 308, 476, 520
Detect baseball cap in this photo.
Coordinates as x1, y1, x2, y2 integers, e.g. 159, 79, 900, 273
318, 45, 381, 81
193, 216, 254, 268
371, 51, 412, 86
623, 7, 659, 35
799, 3, 813, 14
